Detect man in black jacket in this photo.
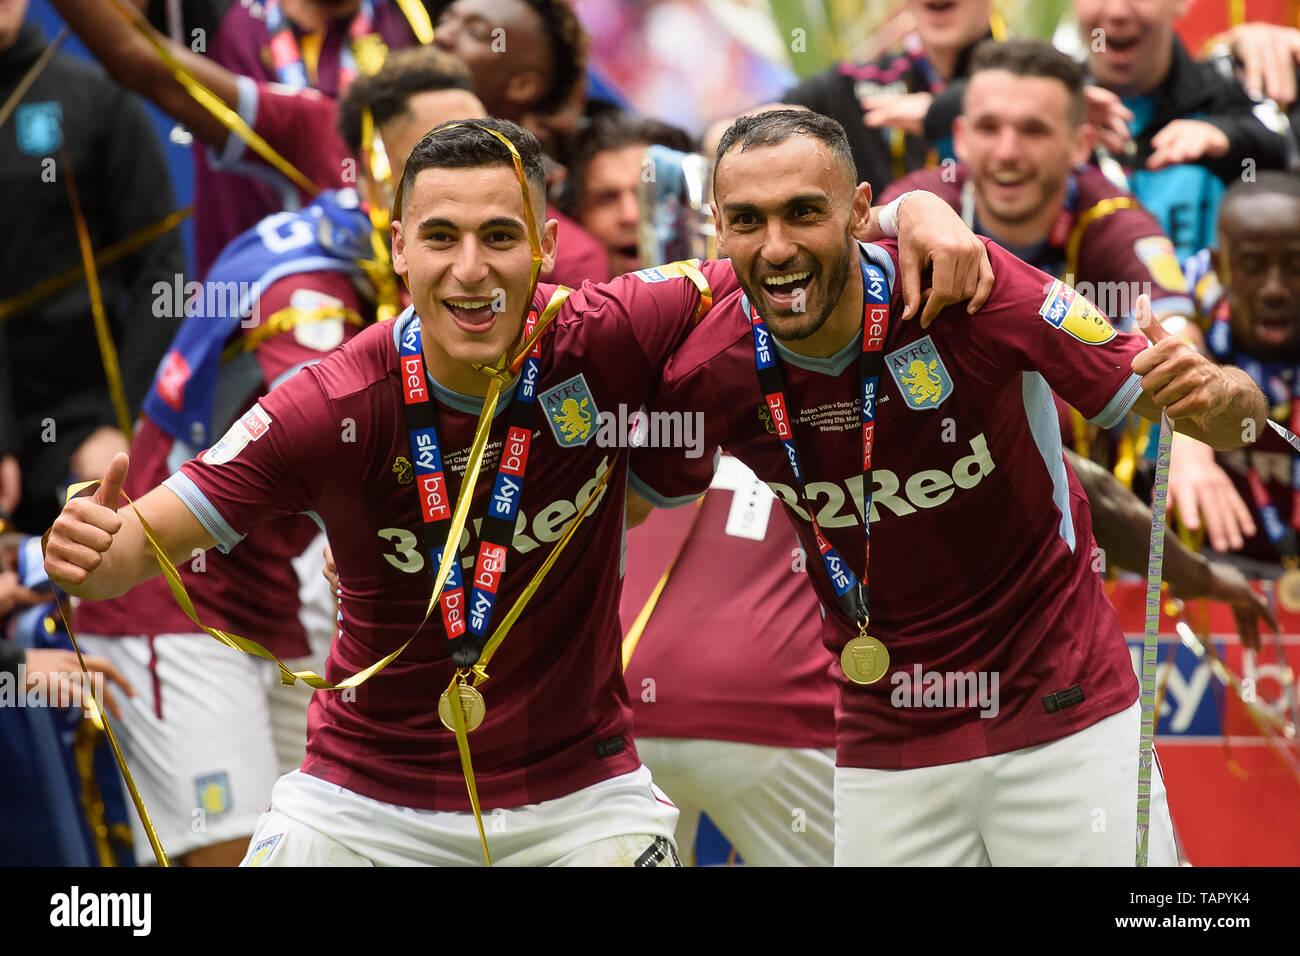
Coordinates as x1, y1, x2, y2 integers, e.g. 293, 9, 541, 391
0, 0, 185, 536
781, 0, 997, 191
915, 1, 1289, 259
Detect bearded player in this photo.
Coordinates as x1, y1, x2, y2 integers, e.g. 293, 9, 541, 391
628, 110, 1270, 866
44, 114, 992, 866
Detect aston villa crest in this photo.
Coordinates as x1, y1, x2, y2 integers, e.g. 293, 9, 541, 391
539, 374, 598, 447
885, 335, 954, 411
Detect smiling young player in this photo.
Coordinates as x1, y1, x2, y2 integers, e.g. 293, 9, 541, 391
628, 110, 1269, 866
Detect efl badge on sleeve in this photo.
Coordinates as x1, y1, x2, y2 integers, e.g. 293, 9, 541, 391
539, 374, 598, 447
1038, 279, 1118, 345
201, 403, 273, 465
15, 101, 62, 156
195, 772, 232, 817
885, 335, 953, 411
1133, 236, 1190, 293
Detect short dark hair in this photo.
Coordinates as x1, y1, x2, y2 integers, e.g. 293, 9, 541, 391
713, 109, 855, 192
570, 111, 695, 204
336, 47, 475, 157
967, 38, 1087, 126
527, 0, 587, 115
398, 117, 547, 217
1222, 170, 1300, 210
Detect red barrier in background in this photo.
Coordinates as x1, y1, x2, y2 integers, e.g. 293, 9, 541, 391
1108, 580, 1300, 865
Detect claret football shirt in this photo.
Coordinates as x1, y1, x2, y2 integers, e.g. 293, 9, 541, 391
75, 271, 366, 658
162, 263, 737, 810
631, 240, 1149, 770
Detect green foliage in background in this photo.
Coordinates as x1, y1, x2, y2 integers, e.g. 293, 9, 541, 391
768, 0, 1074, 78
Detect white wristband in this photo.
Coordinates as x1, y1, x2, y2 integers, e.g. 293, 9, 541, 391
877, 190, 920, 239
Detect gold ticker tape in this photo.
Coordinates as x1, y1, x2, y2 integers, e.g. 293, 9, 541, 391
50, 598, 170, 866
394, 0, 435, 44
62, 147, 133, 439
0, 206, 192, 324
622, 496, 705, 671
0, 27, 65, 131
104, 0, 320, 198
221, 304, 366, 362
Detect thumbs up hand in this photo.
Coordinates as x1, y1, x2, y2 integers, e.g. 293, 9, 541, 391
1130, 294, 1229, 424
44, 453, 129, 595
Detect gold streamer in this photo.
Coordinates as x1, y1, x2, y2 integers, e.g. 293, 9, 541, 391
394, 0, 436, 44
444, 671, 491, 864
220, 304, 366, 362
62, 147, 133, 438
51, 599, 170, 866
359, 107, 401, 323
0, 206, 192, 324
473, 452, 617, 679
103, 0, 320, 198
0, 27, 65, 131
622, 497, 705, 671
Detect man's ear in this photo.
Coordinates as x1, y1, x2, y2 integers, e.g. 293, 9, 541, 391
391, 219, 408, 277
540, 215, 559, 276
711, 200, 728, 257
953, 115, 969, 164
1070, 121, 1096, 167
850, 182, 874, 242
505, 70, 544, 109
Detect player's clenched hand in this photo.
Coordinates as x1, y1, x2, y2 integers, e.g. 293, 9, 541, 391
1132, 295, 1235, 423
43, 453, 128, 596
895, 191, 995, 327
1168, 435, 1256, 552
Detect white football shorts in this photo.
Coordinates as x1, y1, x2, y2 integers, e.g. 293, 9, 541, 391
635, 737, 835, 866
834, 700, 1178, 866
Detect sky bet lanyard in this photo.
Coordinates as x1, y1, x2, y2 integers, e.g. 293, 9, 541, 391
265, 0, 377, 91
398, 309, 543, 670
748, 259, 892, 685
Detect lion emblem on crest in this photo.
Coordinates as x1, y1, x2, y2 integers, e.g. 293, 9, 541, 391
555, 397, 592, 442
900, 359, 944, 406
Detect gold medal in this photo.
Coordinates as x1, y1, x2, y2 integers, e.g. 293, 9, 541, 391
1278, 568, 1300, 614
840, 634, 890, 685
439, 683, 486, 733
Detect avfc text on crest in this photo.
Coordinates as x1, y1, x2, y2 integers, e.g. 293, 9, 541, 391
540, 374, 599, 447
886, 336, 954, 411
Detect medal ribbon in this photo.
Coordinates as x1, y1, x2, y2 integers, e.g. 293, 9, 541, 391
746, 260, 890, 625
398, 296, 557, 668
1136, 411, 1173, 866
